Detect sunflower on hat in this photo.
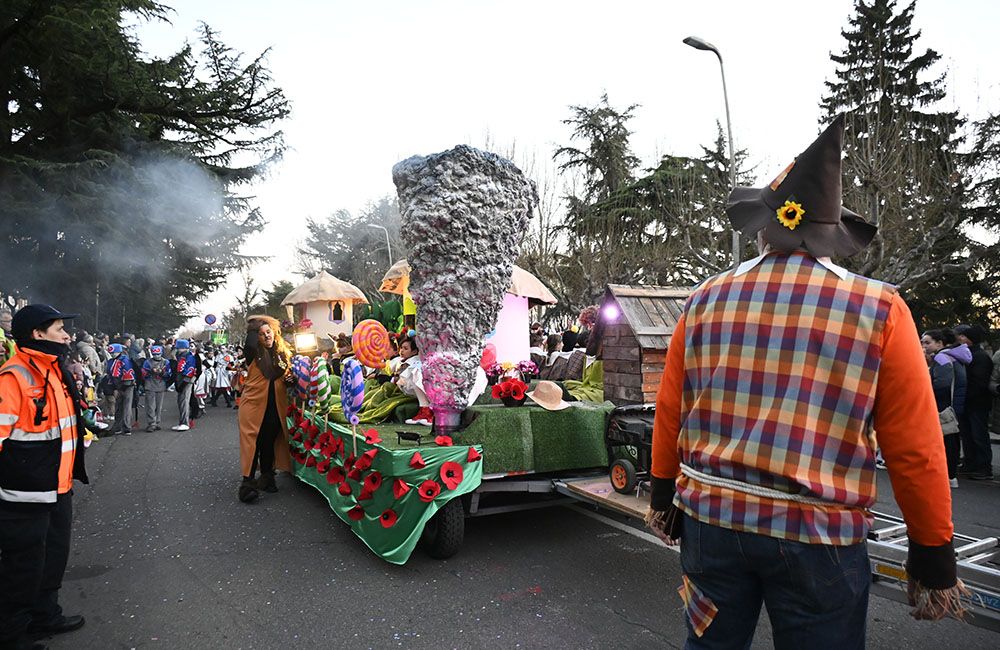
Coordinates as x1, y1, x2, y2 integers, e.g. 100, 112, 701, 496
776, 200, 805, 230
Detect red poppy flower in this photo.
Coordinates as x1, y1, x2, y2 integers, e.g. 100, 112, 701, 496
491, 384, 503, 399
286, 405, 296, 417
291, 431, 303, 443
409, 452, 426, 469
467, 447, 482, 462
511, 386, 525, 400
354, 454, 372, 472
293, 452, 306, 464
305, 455, 317, 467
363, 448, 378, 461
347, 505, 365, 521
417, 480, 441, 502
316, 459, 330, 474
393, 478, 410, 499
358, 488, 373, 501
338, 481, 353, 496
303, 439, 314, 451
326, 466, 344, 485
434, 435, 453, 447
379, 509, 398, 528
363, 471, 383, 493
344, 453, 356, 468
440, 462, 464, 490
347, 467, 362, 482
364, 429, 383, 445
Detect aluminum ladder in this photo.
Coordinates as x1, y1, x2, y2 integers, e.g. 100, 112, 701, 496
868, 510, 1000, 632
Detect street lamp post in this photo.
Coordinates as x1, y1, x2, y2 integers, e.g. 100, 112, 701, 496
683, 35, 742, 266
366, 224, 393, 266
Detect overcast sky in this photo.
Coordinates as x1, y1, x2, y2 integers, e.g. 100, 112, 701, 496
133, 0, 1000, 329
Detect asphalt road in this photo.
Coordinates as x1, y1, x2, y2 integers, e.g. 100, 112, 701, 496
45, 399, 998, 649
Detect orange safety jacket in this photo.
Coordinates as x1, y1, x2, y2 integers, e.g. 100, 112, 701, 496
0, 346, 88, 507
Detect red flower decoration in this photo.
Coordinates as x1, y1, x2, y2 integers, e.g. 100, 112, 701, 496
417, 480, 441, 502
305, 455, 317, 467
363, 471, 383, 493
347, 467, 362, 482
354, 454, 372, 472
347, 505, 365, 521
380, 509, 398, 528
358, 488, 373, 501
393, 478, 410, 499
434, 435, 453, 447
511, 385, 525, 400
286, 405, 296, 417
316, 459, 330, 474
467, 447, 482, 462
491, 384, 504, 399
440, 462, 464, 490
338, 481, 353, 496
363, 448, 378, 461
409, 452, 426, 469
303, 439, 315, 451
364, 429, 383, 445
344, 453, 356, 468
326, 466, 344, 485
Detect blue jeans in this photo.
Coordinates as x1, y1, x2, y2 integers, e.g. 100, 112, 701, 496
679, 514, 870, 650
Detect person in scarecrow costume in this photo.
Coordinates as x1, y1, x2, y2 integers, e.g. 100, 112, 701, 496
648, 115, 961, 648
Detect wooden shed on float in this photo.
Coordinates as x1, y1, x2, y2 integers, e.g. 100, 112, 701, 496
587, 284, 691, 406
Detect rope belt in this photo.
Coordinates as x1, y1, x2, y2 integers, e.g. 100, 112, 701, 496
680, 463, 846, 508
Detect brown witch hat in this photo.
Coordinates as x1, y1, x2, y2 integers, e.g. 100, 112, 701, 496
725, 114, 876, 258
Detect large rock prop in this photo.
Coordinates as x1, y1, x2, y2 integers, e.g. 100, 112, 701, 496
393, 145, 536, 434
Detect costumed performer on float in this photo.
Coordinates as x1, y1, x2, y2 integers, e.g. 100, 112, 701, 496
393, 331, 487, 427
647, 115, 961, 646
237, 315, 293, 503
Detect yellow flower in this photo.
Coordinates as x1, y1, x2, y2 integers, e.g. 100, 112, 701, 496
776, 200, 805, 230
501, 361, 514, 371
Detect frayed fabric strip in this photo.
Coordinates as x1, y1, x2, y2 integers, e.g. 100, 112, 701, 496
908, 578, 972, 622
677, 574, 718, 638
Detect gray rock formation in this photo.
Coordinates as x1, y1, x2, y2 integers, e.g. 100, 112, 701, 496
393, 145, 536, 430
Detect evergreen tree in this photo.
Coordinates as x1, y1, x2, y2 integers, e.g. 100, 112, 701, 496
296, 196, 404, 299
0, 1, 289, 333
819, 0, 983, 322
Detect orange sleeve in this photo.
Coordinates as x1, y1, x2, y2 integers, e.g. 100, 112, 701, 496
651, 313, 686, 481
0, 372, 21, 451
873, 294, 953, 546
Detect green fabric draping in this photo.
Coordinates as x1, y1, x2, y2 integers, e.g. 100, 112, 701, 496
362, 401, 615, 475
564, 360, 604, 402
287, 408, 482, 565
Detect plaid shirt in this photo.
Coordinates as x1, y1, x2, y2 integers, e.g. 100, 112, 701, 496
652, 251, 953, 546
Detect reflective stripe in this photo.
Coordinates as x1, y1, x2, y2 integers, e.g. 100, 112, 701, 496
62, 438, 76, 453
0, 413, 18, 425
0, 487, 58, 503
9, 426, 62, 441
0, 364, 37, 386
59, 414, 77, 428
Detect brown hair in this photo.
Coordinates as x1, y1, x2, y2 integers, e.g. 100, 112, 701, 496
244, 314, 291, 380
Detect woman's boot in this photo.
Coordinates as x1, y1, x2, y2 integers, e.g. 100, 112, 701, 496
258, 470, 278, 493
238, 477, 259, 503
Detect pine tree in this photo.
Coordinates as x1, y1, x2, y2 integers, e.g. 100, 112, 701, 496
819, 0, 980, 322
0, 1, 289, 333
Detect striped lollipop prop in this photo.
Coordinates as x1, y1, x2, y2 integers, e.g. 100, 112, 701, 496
313, 357, 332, 411
352, 319, 393, 369
340, 358, 365, 454
307, 359, 320, 407
293, 355, 311, 402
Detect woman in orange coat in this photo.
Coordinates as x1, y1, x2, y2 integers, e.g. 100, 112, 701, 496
237, 315, 292, 503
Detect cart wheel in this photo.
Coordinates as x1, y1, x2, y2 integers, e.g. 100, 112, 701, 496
610, 458, 637, 494
421, 498, 465, 559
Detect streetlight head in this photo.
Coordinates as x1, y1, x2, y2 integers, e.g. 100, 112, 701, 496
683, 36, 719, 54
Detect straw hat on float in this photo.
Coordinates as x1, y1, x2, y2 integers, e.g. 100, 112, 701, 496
526, 381, 570, 411
726, 114, 877, 258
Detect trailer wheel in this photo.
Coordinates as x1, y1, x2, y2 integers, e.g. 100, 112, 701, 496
610, 459, 637, 494
421, 498, 465, 559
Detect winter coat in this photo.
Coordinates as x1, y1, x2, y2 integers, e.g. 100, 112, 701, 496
933, 345, 971, 417
237, 360, 291, 477
141, 356, 172, 392
989, 349, 1000, 434
76, 340, 102, 379
965, 344, 995, 411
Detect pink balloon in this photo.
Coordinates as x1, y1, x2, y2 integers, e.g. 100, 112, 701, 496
480, 343, 497, 369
